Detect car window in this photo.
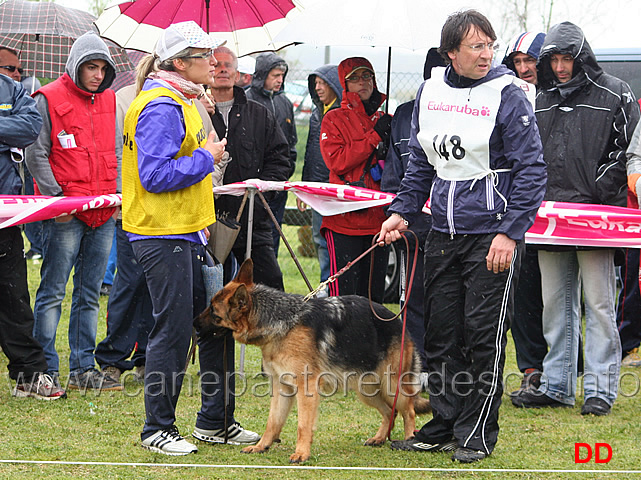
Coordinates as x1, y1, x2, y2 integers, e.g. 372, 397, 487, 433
598, 62, 641, 100
594, 49, 641, 101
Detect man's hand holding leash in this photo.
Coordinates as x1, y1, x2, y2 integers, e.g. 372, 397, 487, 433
378, 213, 409, 245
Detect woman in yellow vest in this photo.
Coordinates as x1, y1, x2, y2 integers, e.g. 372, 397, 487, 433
122, 21, 259, 456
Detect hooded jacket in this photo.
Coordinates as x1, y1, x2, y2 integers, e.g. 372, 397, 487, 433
502, 31, 545, 75
246, 52, 297, 177
388, 64, 546, 241
26, 31, 118, 227
535, 22, 640, 207
320, 57, 388, 236
0, 75, 42, 195
302, 64, 342, 183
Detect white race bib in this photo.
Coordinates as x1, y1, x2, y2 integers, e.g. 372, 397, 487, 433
417, 68, 516, 182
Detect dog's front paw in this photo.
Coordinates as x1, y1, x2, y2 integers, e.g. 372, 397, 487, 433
364, 436, 386, 447
289, 451, 310, 463
241, 444, 269, 454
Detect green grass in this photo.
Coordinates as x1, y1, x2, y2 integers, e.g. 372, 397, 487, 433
8, 125, 641, 479
5, 241, 641, 480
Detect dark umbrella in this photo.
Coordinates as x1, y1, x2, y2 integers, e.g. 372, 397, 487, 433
110, 49, 147, 92
0, 0, 133, 79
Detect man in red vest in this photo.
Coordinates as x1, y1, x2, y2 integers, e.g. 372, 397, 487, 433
25, 31, 121, 392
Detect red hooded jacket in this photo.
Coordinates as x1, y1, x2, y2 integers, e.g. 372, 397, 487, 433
320, 57, 388, 236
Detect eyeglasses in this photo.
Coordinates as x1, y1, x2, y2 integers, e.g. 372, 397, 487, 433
461, 42, 499, 53
345, 72, 374, 83
184, 49, 215, 59
0, 65, 24, 74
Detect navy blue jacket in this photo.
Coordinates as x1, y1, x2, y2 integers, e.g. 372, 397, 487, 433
389, 65, 546, 241
381, 99, 431, 238
302, 65, 342, 183
212, 86, 291, 248
0, 75, 42, 195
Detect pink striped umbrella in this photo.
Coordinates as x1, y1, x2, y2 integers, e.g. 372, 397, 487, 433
94, 0, 306, 57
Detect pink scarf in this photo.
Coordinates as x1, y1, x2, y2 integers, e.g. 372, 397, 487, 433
148, 70, 204, 99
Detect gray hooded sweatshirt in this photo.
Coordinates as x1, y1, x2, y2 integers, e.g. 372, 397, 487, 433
26, 31, 120, 195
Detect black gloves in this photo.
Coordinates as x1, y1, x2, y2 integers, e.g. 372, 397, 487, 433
373, 114, 392, 142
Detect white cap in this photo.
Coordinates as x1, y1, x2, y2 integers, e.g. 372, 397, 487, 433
237, 55, 256, 75
154, 21, 226, 62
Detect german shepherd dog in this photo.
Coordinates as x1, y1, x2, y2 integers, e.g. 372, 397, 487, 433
198, 259, 431, 463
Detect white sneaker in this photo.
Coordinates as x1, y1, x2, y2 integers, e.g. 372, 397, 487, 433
142, 427, 198, 455
192, 422, 260, 445
419, 372, 429, 392
13, 373, 66, 400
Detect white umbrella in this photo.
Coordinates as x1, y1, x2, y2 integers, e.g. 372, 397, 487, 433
94, 0, 310, 57
275, 0, 468, 50
274, 0, 476, 107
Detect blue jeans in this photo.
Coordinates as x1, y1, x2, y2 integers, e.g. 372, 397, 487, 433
33, 217, 115, 374
538, 249, 621, 406
311, 210, 330, 282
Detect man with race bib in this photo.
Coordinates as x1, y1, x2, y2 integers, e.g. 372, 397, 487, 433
379, 10, 546, 463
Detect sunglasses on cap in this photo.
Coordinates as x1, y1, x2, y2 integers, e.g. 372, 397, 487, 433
0, 65, 24, 74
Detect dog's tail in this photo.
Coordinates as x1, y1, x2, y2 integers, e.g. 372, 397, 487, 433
414, 395, 432, 415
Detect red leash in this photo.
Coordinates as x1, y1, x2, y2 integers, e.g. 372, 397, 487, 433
367, 231, 419, 441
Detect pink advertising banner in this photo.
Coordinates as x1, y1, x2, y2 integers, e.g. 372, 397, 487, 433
2, 180, 641, 248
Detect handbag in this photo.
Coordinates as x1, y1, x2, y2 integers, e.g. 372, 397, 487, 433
207, 190, 249, 263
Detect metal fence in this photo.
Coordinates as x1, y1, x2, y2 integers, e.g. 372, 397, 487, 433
285, 68, 424, 120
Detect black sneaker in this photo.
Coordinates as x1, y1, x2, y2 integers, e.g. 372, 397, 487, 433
511, 389, 571, 409
100, 283, 112, 296
68, 368, 123, 391
390, 438, 457, 452
509, 369, 542, 397
452, 447, 487, 463
25, 249, 42, 260
581, 397, 611, 416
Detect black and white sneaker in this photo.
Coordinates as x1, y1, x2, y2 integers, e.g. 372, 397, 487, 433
142, 426, 198, 456
451, 446, 487, 463
390, 438, 458, 452
192, 422, 260, 445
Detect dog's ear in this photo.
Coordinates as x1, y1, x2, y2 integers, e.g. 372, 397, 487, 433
235, 258, 254, 286
231, 284, 250, 312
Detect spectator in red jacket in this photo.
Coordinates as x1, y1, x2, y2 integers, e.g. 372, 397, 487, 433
26, 31, 121, 392
320, 57, 391, 301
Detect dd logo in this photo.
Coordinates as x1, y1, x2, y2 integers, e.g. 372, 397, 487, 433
574, 443, 612, 463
